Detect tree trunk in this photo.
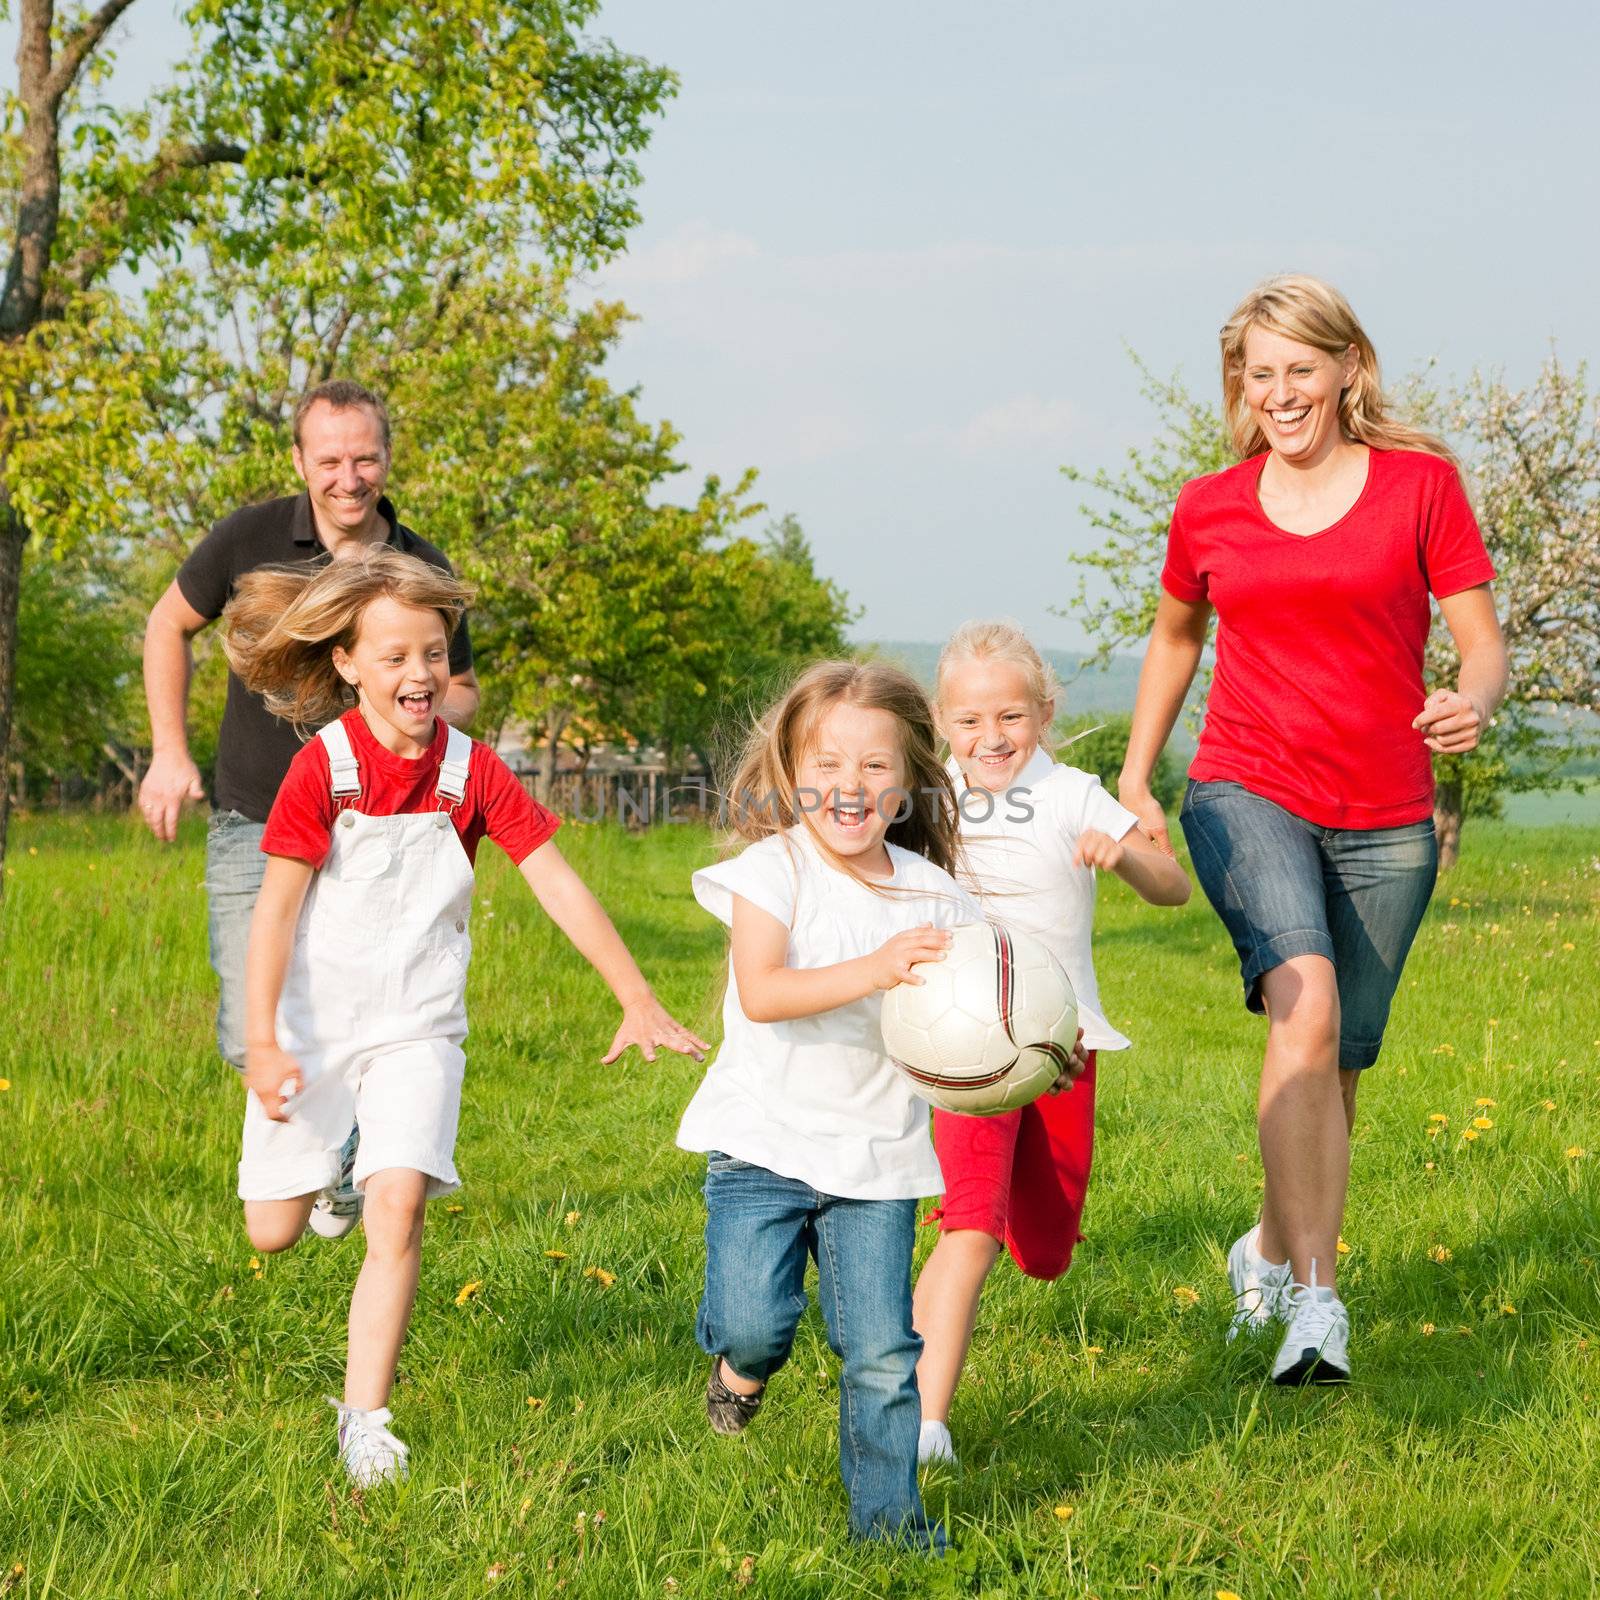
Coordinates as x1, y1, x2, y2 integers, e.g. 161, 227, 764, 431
1434, 775, 1463, 873
0, 498, 26, 895
535, 708, 570, 807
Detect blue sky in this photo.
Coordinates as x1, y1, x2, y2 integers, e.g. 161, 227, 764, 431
14, 0, 1599, 647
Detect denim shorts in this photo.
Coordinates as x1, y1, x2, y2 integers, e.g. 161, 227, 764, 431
204, 809, 267, 1069
1179, 780, 1438, 1070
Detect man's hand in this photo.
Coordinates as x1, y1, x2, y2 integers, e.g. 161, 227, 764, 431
139, 750, 206, 842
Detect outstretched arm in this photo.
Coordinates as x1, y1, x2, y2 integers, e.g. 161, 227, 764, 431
243, 854, 315, 1120
518, 839, 708, 1063
1118, 591, 1210, 857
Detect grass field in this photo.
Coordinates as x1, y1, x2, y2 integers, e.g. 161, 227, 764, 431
2, 812, 1597, 1599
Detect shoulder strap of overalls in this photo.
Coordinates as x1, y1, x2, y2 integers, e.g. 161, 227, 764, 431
317, 718, 362, 799
435, 724, 472, 806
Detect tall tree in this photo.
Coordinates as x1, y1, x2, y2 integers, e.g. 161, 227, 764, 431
0, 0, 673, 881
1064, 357, 1600, 867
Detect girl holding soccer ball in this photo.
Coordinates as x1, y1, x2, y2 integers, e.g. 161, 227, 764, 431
911, 622, 1190, 1468
676, 660, 1081, 1550
1120, 274, 1506, 1384
224, 548, 705, 1487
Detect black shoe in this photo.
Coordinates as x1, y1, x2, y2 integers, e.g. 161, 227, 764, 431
705, 1358, 764, 1435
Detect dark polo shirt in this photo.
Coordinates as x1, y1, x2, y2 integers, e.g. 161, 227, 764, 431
176, 492, 474, 824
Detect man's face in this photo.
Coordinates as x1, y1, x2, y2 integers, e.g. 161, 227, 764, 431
292, 401, 390, 536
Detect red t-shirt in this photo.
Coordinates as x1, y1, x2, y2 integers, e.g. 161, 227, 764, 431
1161, 447, 1496, 829
260, 709, 560, 869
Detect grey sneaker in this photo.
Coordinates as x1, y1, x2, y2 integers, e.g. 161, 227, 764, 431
705, 1358, 764, 1435
1226, 1224, 1292, 1340
1272, 1262, 1351, 1386
309, 1124, 362, 1240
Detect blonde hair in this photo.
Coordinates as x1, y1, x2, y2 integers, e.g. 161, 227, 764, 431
1220, 274, 1457, 466
935, 620, 1062, 754
722, 660, 962, 881
223, 547, 471, 731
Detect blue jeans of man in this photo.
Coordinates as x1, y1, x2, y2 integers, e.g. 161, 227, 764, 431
696, 1154, 942, 1552
204, 809, 266, 1069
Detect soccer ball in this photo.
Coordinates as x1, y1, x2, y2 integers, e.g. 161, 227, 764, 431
881, 921, 1078, 1115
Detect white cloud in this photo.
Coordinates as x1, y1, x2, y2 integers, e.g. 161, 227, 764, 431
951, 395, 1079, 456
599, 222, 761, 290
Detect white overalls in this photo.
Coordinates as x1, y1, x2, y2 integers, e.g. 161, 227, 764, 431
237, 719, 477, 1202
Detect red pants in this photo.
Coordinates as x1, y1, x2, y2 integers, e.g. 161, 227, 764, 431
929, 1052, 1096, 1281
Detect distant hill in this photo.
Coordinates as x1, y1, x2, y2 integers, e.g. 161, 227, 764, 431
862, 641, 1145, 715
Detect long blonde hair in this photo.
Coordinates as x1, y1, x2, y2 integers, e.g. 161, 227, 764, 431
223, 547, 472, 730
722, 660, 962, 881
1220, 274, 1457, 466
935, 619, 1062, 756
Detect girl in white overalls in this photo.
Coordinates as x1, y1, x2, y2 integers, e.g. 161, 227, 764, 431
224, 548, 707, 1487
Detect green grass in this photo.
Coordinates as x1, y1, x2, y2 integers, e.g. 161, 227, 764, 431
1, 812, 1597, 1599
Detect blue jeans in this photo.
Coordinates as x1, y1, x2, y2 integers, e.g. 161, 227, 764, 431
696, 1156, 941, 1552
1180, 780, 1438, 1069
204, 809, 266, 1070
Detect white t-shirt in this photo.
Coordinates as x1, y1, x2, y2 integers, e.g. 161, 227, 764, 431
948, 748, 1140, 1052
677, 826, 983, 1200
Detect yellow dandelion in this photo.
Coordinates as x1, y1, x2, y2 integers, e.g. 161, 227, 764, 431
1429, 1244, 1452, 1263
1217, 1591, 1242, 1600
527, 1396, 544, 1409
1428, 1112, 1449, 1123
0, 1079, 11, 1092
1566, 1146, 1588, 1160
248, 1257, 260, 1271
446, 1203, 464, 1214
1542, 1100, 1557, 1111
1563, 942, 1576, 951
565, 1210, 582, 1226
454, 1279, 483, 1307
1424, 1161, 1437, 1171
1502, 1304, 1517, 1317
1083, 1345, 1104, 1355
1578, 1338, 1590, 1352
545, 1249, 570, 1260
1472, 1117, 1494, 1131
1449, 896, 1460, 907
1462, 1127, 1480, 1142
1421, 1322, 1436, 1336
1336, 1238, 1351, 1255
1173, 1285, 1200, 1308
1475, 1097, 1497, 1108
584, 1266, 617, 1287
1433, 1044, 1455, 1056
1053, 1504, 1075, 1521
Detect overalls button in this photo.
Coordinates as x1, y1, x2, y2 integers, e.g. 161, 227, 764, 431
435, 813, 450, 829
455, 919, 466, 933
338, 812, 355, 829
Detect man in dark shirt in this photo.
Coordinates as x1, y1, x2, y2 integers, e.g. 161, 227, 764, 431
139, 381, 480, 1085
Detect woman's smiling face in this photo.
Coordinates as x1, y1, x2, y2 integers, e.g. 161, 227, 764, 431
1241, 325, 1357, 468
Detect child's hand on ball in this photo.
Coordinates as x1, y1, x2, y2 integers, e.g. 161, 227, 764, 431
870, 925, 952, 991
1047, 1027, 1089, 1095
1073, 828, 1125, 872
244, 1043, 303, 1122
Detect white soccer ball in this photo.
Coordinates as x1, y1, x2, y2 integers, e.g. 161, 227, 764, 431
882, 921, 1078, 1115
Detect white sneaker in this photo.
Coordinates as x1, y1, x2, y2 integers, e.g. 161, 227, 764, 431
918, 1419, 958, 1468
1271, 1262, 1350, 1386
1226, 1224, 1292, 1339
308, 1125, 362, 1240
329, 1397, 409, 1486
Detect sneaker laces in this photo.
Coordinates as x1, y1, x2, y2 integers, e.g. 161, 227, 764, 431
1284, 1259, 1342, 1351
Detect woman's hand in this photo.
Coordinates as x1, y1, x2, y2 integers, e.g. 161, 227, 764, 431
1047, 1027, 1089, 1094
244, 1043, 303, 1123
868, 925, 952, 992
1413, 688, 1487, 754
1116, 783, 1175, 858
602, 996, 710, 1064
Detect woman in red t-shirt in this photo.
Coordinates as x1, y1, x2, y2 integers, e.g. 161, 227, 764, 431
1118, 275, 1507, 1387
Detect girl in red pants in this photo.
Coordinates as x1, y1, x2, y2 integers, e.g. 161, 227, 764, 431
912, 621, 1190, 1467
